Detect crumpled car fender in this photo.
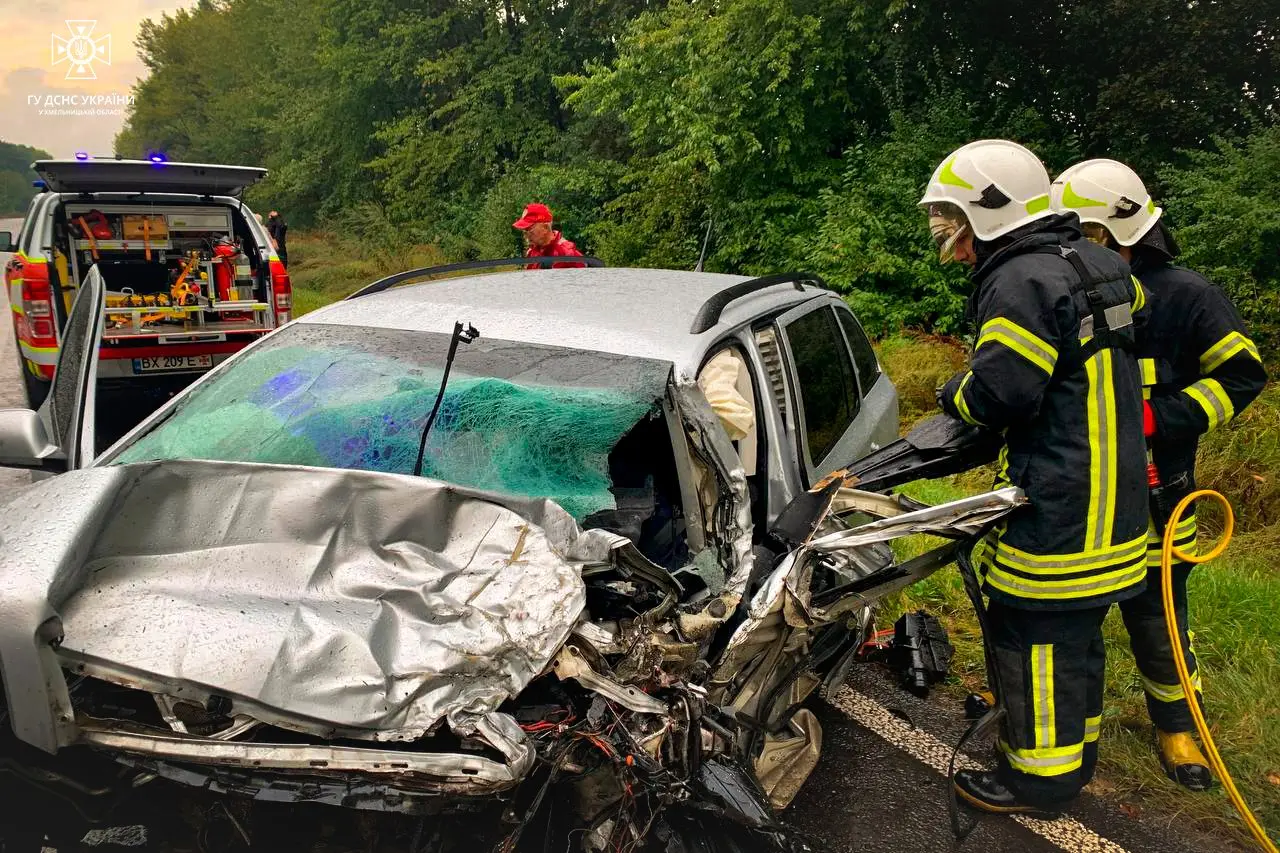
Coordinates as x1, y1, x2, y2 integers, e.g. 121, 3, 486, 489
0, 460, 646, 753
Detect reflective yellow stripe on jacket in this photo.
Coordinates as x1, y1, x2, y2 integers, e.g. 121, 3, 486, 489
1184, 378, 1234, 429
986, 534, 1147, 601
1084, 349, 1119, 550
1147, 514, 1197, 566
1200, 330, 1261, 373
984, 345, 1144, 603
953, 372, 981, 426
977, 316, 1059, 376
1138, 357, 1157, 391
1130, 275, 1147, 313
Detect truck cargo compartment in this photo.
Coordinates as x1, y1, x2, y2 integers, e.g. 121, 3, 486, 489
57, 203, 275, 344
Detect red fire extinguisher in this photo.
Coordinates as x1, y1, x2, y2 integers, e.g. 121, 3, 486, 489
212, 240, 238, 301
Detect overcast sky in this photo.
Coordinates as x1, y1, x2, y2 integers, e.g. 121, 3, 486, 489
0, 0, 196, 158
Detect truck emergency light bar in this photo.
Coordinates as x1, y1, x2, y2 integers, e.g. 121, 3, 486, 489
345, 256, 607, 300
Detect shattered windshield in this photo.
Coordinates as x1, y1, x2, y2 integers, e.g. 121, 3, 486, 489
109, 323, 672, 519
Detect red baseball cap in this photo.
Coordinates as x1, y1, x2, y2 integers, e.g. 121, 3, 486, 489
513, 202, 554, 230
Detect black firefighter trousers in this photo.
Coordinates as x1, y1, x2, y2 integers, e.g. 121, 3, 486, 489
987, 600, 1109, 809
1119, 549, 1203, 733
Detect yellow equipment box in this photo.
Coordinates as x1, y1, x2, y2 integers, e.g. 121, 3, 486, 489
122, 214, 169, 240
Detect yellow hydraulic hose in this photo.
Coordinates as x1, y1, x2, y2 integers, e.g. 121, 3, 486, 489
1161, 490, 1278, 852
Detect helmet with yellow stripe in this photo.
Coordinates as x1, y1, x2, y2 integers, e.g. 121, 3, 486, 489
920, 140, 1055, 242
1051, 159, 1161, 247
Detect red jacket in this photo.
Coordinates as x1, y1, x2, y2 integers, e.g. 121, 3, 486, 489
525, 233, 586, 269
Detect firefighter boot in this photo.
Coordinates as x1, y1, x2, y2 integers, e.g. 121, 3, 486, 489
964, 690, 997, 719
953, 770, 1060, 817
1157, 730, 1214, 791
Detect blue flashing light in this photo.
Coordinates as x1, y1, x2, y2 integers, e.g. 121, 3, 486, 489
32, 180, 46, 189
75, 151, 89, 161
149, 152, 167, 164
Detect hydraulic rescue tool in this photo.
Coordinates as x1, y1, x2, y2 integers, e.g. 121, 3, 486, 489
841, 413, 1003, 493
171, 251, 203, 306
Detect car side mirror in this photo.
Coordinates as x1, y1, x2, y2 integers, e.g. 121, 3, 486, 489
0, 231, 14, 253
0, 408, 64, 472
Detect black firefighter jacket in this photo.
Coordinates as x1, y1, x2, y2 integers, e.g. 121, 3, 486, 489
940, 215, 1149, 610
1134, 256, 1267, 562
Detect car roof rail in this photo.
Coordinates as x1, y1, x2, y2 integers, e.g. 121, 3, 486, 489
689, 272, 827, 334
346, 256, 606, 300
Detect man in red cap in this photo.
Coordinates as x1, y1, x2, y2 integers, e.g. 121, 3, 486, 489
512, 202, 586, 269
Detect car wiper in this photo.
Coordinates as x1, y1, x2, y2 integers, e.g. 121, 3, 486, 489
413, 320, 479, 477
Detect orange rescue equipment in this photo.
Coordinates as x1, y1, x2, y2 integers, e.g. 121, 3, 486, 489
75, 212, 110, 261
212, 241, 237, 302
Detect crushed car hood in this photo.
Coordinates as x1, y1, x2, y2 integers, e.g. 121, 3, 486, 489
0, 460, 634, 747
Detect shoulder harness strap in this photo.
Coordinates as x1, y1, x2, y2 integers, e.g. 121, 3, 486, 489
1028, 236, 1134, 359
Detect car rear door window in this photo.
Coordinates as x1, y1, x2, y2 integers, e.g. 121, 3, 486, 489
782, 306, 860, 465
836, 308, 880, 394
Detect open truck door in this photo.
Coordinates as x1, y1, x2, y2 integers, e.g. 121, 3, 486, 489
0, 266, 104, 472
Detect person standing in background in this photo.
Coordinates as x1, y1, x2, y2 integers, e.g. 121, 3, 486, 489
512, 203, 585, 269
267, 210, 289, 267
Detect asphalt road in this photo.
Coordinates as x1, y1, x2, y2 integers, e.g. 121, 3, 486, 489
789, 666, 1242, 853
0, 215, 1243, 852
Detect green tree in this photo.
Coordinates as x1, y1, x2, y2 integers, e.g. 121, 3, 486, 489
117, 0, 438, 224
874, 0, 1280, 178
789, 85, 1080, 335
0, 141, 53, 215
112, 0, 1278, 338
370, 0, 655, 238
1161, 125, 1280, 352
562, 0, 884, 270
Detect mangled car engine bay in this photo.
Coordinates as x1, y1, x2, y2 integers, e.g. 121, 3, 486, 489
0, 360, 1020, 850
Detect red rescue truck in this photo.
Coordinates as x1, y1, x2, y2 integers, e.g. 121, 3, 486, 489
2, 158, 291, 407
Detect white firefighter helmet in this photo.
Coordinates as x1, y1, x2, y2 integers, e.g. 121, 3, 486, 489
919, 140, 1054, 241
1051, 158, 1161, 247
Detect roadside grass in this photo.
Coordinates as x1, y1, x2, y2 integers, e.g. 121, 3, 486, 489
877, 335, 1280, 845
287, 230, 448, 316
873, 332, 968, 426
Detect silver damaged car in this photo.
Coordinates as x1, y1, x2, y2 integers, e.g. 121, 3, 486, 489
0, 260, 1019, 850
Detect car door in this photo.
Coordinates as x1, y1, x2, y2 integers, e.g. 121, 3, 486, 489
0, 265, 103, 473
774, 300, 871, 486
38, 265, 104, 470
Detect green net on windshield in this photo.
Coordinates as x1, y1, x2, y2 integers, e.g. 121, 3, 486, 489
114, 344, 658, 520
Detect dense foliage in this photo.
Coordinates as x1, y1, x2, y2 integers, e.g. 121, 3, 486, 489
0, 141, 52, 216
116, 0, 1280, 337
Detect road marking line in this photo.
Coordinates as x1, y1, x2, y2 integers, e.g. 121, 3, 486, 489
830, 687, 1131, 853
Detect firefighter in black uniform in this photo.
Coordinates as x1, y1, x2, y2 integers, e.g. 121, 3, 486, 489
920, 140, 1150, 814
1053, 159, 1267, 790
